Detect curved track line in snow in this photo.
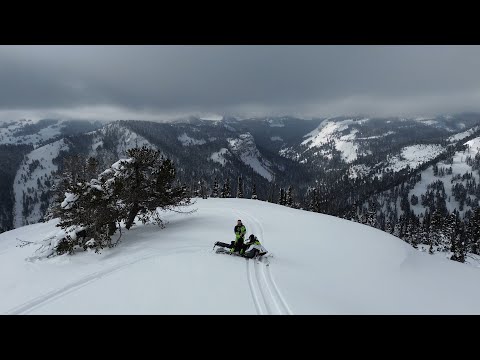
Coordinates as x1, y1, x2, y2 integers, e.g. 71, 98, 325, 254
236, 209, 292, 315
5, 246, 206, 315
246, 259, 264, 315
264, 259, 294, 315
252, 256, 276, 314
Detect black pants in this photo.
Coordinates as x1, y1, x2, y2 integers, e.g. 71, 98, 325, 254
215, 241, 233, 248
233, 237, 245, 253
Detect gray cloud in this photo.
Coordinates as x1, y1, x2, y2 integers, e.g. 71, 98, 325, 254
1, 45, 480, 121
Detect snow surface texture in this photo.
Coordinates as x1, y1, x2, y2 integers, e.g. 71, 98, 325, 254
385, 144, 444, 172
13, 139, 69, 228
2, 198, 480, 314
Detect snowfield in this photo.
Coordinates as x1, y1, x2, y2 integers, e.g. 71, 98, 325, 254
300, 119, 379, 163
385, 144, 444, 172
448, 126, 480, 143
406, 137, 480, 217
177, 133, 207, 146
1, 198, 480, 314
210, 148, 229, 166
0, 119, 63, 147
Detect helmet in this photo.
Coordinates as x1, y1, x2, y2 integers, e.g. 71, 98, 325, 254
249, 234, 255, 241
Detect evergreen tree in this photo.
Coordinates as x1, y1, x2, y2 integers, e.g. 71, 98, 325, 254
211, 177, 219, 198
286, 186, 293, 207
411, 194, 418, 206
223, 180, 231, 198
469, 207, 480, 254
237, 176, 244, 198
251, 183, 258, 200
279, 188, 285, 205
55, 146, 191, 255
117, 147, 192, 230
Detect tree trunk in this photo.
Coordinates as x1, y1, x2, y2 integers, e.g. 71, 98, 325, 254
125, 203, 140, 230
108, 222, 117, 236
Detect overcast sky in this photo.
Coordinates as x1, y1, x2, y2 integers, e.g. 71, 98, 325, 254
1, 45, 480, 122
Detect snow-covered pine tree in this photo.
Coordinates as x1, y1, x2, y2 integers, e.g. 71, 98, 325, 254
46, 155, 99, 221
430, 207, 444, 248
286, 186, 293, 207
54, 147, 192, 256
468, 207, 480, 254
224, 180, 232, 198
451, 228, 466, 263
278, 188, 285, 205
116, 146, 192, 230
56, 174, 119, 254
365, 202, 377, 228
193, 181, 200, 198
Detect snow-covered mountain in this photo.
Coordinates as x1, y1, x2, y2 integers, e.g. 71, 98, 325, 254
226, 133, 274, 181
369, 135, 480, 222
0, 119, 103, 148
1, 198, 480, 314
13, 139, 70, 227
3, 113, 480, 235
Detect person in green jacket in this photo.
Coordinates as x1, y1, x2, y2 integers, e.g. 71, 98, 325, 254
231, 219, 247, 254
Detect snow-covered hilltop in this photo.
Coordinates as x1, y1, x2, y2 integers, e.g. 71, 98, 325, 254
1, 198, 480, 314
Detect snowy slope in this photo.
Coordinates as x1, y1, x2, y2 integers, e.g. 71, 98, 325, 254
0, 119, 101, 148
406, 138, 480, 217
210, 148, 229, 166
91, 123, 154, 157
177, 133, 207, 146
448, 126, 480, 143
385, 144, 444, 172
227, 133, 274, 181
0, 119, 63, 147
13, 139, 70, 228
300, 119, 374, 163
1, 198, 480, 314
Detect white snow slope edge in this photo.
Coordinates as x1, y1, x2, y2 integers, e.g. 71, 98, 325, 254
1, 198, 480, 314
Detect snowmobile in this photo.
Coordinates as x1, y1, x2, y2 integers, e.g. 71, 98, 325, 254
212, 238, 268, 260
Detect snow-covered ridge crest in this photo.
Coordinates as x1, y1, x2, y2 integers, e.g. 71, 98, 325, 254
90, 122, 155, 157
301, 119, 360, 163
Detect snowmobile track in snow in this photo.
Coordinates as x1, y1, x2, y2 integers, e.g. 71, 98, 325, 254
236, 209, 292, 315
246, 258, 265, 314
4, 246, 207, 315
